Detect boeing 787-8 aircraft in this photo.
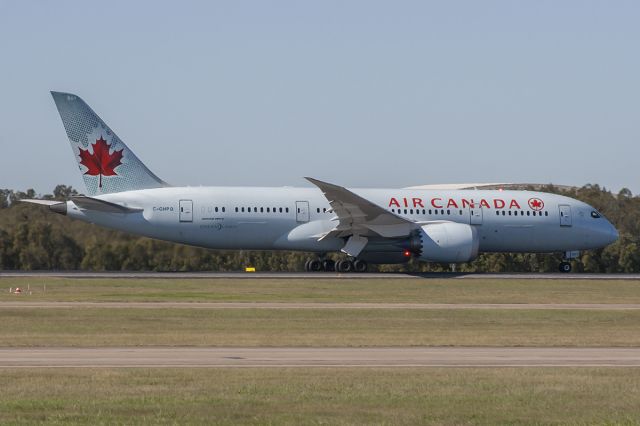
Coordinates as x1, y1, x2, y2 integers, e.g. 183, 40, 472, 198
23, 92, 619, 273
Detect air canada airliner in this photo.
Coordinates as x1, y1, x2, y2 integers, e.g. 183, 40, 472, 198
23, 92, 619, 273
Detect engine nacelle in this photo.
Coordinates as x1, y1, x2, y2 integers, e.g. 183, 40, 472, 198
417, 222, 479, 263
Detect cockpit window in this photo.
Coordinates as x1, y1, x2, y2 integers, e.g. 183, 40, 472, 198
591, 211, 602, 219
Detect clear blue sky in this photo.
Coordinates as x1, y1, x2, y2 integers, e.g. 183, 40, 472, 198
1, 0, 638, 194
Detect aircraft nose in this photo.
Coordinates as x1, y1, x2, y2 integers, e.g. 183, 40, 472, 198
608, 222, 619, 245
599, 221, 619, 246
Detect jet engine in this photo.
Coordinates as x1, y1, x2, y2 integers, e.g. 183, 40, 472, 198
416, 222, 479, 263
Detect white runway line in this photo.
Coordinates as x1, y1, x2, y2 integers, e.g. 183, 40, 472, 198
3, 302, 640, 310
2, 347, 640, 367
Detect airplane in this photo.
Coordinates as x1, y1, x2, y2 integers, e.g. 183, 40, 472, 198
22, 92, 619, 273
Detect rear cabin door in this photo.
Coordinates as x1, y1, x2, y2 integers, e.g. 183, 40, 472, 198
296, 201, 310, 222
559, 204, 572, 227
179, 200, 193, 222
470, 206, 483, 225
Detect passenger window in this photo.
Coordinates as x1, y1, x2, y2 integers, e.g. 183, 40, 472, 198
316, 208, 320, 213
286, 207, 289, 213
545, 211, 548, 216
215, 207, 219, 212
502, 211, 506, 216
429, 209, 432, 215
441, 210, 444, 215
279, 207, 283, 213
496, 211, 500, 216
434, 210, 438, 215
235, 207, 239, 212
447, 210, 450, 215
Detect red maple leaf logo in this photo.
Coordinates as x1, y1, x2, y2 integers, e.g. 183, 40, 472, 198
528, 198, 544, 211
78, 136, 123, 188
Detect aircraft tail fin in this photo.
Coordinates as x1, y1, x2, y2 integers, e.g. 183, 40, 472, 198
51, 92, 168, 196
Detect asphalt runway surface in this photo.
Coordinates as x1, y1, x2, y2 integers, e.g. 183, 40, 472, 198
2, 347, 640, 367
3, 302, 640, 310
2, 271, 640, 280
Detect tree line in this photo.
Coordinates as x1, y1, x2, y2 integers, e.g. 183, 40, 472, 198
0, 184, 638, 272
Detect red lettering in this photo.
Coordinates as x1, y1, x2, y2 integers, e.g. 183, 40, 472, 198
494, 199, 505, 209
509, 199, 521, 209
431, 198, 443, 208
403, 197, 408, 208
389, 198, 400, 208
447, 199, 459, 208
480, 199, 490, 209
462, 199, 475, 208
412, 198, 424, 208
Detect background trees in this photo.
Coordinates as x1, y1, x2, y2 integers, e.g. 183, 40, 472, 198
0, 184, 638, 272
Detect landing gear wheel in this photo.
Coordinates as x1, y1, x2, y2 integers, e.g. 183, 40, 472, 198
353, 259, 368, 273
322, 259, 335, 272
559, 261, 572, 273
308, 259, 322, 272
337, 259, 354, 273
304, 259, 311, 272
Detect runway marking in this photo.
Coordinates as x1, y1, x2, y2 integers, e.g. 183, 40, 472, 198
3, 302, 640, 310
2, 347, 640, 367
2, 272, 640, 280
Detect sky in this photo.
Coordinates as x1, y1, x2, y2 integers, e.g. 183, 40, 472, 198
0, 0, 639, 195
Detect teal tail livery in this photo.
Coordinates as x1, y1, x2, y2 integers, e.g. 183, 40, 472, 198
50, 91, 168, 196
22, 92, 619, 273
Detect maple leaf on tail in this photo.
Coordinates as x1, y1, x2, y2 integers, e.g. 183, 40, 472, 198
78, 136, 124, 188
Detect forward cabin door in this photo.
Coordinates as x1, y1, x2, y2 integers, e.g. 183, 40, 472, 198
559, 204, 572, 227
470, 206, 483, 225
296, 201, 310, 222
179, 199, 193, 222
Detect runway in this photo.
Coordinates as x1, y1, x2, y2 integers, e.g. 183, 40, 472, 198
3, 302, 640, 310
2, 271, 640, 280
2, 347, 640, 367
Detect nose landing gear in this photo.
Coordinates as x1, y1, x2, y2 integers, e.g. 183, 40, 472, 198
558, 250, 579, 273
558, 261, 572, 273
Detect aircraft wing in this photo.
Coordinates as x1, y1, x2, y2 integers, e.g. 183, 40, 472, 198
305, 178, 417, 255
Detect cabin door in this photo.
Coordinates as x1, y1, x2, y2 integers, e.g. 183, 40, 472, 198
179, 200, 193, 222
470, 206, 483, 225
296, 201, 310, 222
559, 204, 572, 227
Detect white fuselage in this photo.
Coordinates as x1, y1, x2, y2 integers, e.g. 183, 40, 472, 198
64, 186, 618, 257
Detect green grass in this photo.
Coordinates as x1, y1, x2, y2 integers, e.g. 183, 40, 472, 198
1, 368, 639, 425
2, 307, 640, 347
2, 277, 640, 303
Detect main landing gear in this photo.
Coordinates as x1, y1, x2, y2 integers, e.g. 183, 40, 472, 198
304, 258, 368, 273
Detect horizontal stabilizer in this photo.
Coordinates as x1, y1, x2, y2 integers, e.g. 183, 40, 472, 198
20, 199, 67, 215
71, 196, 143, 214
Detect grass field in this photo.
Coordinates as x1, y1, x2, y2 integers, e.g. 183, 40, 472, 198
2, 307, 640, 347
2, 276, 640, 424
1, 368, 639, 425
2, 277, 640, 303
